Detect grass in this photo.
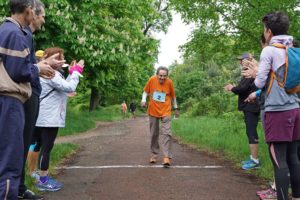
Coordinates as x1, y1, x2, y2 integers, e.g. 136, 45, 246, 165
59, 104, 133, 136
25, 143, 79, 192
25, 104, 131, 192
172, 115, 273, 180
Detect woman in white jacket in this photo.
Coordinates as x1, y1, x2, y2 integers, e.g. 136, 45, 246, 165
34, 47, 84, 192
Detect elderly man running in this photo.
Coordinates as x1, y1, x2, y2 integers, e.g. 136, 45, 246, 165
141, 66, 179, 167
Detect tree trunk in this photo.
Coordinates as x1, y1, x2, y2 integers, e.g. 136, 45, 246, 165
89, 86, 100, 112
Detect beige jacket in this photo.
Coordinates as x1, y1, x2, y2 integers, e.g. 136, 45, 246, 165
0, 60, 31, 103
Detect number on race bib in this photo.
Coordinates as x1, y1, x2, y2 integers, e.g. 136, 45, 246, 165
153, 91, 166, 102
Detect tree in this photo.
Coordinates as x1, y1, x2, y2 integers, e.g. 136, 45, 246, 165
29, 0, 173, 111
171, 0, 300, 63
168, 0, 300, 116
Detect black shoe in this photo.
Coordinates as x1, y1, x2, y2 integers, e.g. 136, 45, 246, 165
18, 189, 44, 200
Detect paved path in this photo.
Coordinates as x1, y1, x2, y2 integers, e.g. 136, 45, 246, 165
44, 116, 262, 200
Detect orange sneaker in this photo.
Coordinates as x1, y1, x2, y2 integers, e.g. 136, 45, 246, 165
163, 157, 171, 167
149, 156, 157, 164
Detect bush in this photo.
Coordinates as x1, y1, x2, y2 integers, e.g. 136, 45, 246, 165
185, 92, 238, 117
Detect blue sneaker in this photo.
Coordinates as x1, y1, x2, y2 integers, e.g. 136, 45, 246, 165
242, 160, 260, 170
36, 180, 62, 192
48, 177, 64, 188
241, 158, 252, 165
31, 171, 40, 181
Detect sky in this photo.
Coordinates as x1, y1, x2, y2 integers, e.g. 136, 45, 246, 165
154, 12, 195, 68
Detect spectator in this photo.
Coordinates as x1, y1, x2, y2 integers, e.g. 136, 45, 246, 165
244, 34, 278, 199
18, 1, 48, 199
224, 53, 261, 170
254, 11, 300, 200
35, 50, 45, 62
34, 47, 84, 192
0, 0, 54, 199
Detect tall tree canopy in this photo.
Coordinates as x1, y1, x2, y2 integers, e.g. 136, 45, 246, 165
168, 0, 300, 116
0, 0, 172, 110
171, 0, 300, 63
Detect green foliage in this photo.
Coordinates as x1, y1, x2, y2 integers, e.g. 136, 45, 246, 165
185, 92, 239, 117
171, 0, 300, 61
170, 57, 240, 116
169, 1, 300, 117
169, 1, 300, 114
31, 0, 172, 108
49, 143, 79, 172
172, 116, 273, 180
0, 1, 172, 108
58, 104, 132, 136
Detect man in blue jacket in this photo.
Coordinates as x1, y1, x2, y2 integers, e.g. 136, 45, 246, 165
0, 1, 55, 199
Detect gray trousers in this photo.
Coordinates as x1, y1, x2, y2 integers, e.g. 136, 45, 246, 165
149, 115, 172, 158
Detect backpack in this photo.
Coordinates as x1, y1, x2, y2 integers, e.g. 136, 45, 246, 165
266, 43, 300, 95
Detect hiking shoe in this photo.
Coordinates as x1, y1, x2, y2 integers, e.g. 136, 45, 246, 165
149, 156, 157, 164
36, 180, 62, 192
149, 154, 158, 164
31, 171, 40, 181
18, 189, 43, 200
268, 181, 276, 191
163, 157, 171, 168
48, 177, 64, 188
258, 189, 277, 199
256, 188, 274, 196
242, 159, 260, 170
241, 158, 253, 165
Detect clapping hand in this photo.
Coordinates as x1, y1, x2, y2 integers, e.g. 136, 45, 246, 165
241, 59, 258, 78
224, 84, 235, 91
43, 53, 66, 67
37, 61, 55, 79
244, 92, 256, 103
77, 59, 85, 68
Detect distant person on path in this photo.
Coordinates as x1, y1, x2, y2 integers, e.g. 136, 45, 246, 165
224, 53, 261, 170
253, 11, 300, 200
129, 101, 137, 118
141, 66, 179, 167
121, 101, 127, 118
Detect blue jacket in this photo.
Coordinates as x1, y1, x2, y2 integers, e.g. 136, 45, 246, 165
25, 27, 42, 97
0, 18, 39, 102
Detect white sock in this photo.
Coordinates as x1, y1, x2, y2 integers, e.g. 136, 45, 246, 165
250, 155, 259, 163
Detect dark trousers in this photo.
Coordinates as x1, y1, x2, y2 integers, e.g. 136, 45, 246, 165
243, 111, 260, 144
0, 96, 24, 200
35, 127, 59, 171
269, 141, 300, 200
19, 94, 39, 194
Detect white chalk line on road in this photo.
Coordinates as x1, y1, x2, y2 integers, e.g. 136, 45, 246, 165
56, 165, 223, 170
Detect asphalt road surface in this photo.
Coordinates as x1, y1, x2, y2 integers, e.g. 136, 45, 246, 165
44, 116, 263, 200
